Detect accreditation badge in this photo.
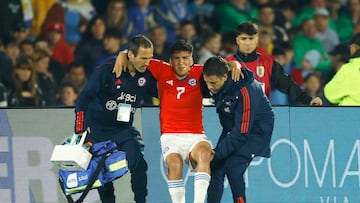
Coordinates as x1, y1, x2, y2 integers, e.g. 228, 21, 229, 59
256, 66, 265, 78
117, 103, 131, 122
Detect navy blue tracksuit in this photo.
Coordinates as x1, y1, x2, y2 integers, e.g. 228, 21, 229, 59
75, 56, 157, 203
207, 68, 274, 203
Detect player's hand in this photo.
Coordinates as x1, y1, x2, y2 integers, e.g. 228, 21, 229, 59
228, 60, 244, 81
310, 97, 323, 106
112, 50, 129, 77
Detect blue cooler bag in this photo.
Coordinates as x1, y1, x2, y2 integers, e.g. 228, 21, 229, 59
59, 140, 128, 203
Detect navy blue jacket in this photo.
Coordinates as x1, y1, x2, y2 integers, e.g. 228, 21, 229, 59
75, 56, 157, 134
212, 68, 274, 161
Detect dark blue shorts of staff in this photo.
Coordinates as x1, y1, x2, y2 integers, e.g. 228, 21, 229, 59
87, 126, 148, 203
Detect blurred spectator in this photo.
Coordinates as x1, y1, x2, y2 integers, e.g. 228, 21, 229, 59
102, 28, 123, 57
324, 33, 360, 105
292, 18, 331, 71
219, 31, 238, 58
270, 47, 290, 105
197, 31, 221, 64
0, 39, 20, 67
187, 0, 215, 33
10, 22, 33, 43
19, 39, 35, 57
0, 39, 19, 90
275, 1, 297, 32
147, 25, 170, 61
31, 49, 58, 106
0, 82, 8, 107
94, 28, 123, 68
8, 57, 44, 107
42, 0, 96, 47
154, 0, 191, 43
314, 8, 339, 53
44, 21, 75, 66
0, 0, 24, 43
75, 15, 106, 77
292, 0, 336, 30
105, 0, 128, 43
61, 62, 87, 93
57, 82, 78, 107
125, 0, 156, 39
272, 46, 287, 66
258, 3, 289, 45
291, 49, 321, 87
34, 37, 67, 84
257, 28, 274, 55
279, 42, 297, 74
303, 71, 324, 99
91, 0, 112, 15
216, 0, 257, 32
28, 0, 57, 38
335, 0, 360, 42
322, 43, 350, 83
178, 20, 198, 45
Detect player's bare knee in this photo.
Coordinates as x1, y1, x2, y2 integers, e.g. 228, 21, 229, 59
193, 146, 213, 163
166, 153, 183, 171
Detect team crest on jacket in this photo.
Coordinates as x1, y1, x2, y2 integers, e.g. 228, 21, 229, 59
257, 65, 265, 77
106, 100, 117, 110
138, 77, 146, 86
188, 78, 197, 86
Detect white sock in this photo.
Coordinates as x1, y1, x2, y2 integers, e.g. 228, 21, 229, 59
168, 179, 185, 203
194, 172, 210, 203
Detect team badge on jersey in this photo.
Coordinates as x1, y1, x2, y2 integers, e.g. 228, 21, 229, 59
106, 100, 118, 110
188, 78, 197, 86
256, 66, 265, 78
138, 77, 146, 86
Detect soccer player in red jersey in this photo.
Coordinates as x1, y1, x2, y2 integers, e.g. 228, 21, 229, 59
114, 39, 241, 203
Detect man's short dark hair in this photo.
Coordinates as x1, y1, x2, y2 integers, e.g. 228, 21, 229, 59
104, 28, 123, 40
203, 56, 229, 77
169, 39, 193, 55
68, 62, 84, 70
128, 35, 153, 56
236, 22, 258, 36
272, 47, 286, 57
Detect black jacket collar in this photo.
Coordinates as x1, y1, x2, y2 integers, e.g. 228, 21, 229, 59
234, 49, 258, 62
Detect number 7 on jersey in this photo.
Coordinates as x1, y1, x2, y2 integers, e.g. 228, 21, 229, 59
176, 87, 185, 99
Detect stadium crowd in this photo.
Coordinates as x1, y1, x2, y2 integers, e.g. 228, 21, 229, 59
0, 0, 358, 107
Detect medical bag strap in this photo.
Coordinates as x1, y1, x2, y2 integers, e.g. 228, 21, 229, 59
59, 178, 75, 203
60, 148, 114, 203
74, 150, 113, 203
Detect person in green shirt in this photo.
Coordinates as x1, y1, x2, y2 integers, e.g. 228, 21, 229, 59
292, 18, 331, 71
324, 33, 360, 105
216, 0, 258, 32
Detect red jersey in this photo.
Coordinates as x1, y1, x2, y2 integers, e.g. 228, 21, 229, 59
227, 53, 274, 98
148, 59, 204, 134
